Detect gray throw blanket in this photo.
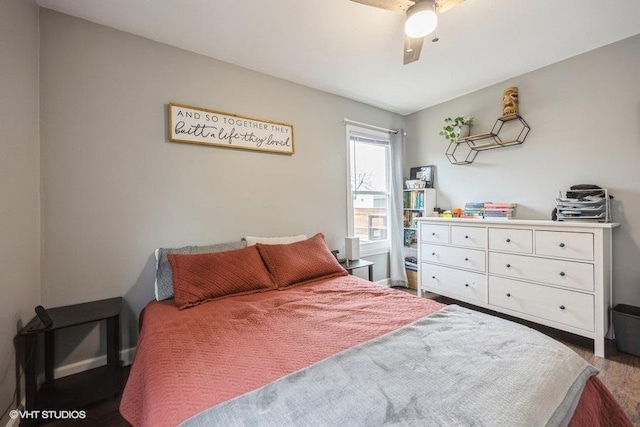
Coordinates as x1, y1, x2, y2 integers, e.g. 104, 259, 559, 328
182, 305, 597, 427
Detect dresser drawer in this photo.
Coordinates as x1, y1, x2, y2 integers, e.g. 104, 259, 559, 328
451, 226, 486, 249
489, 252, 594, 292
535, 231, 594, 261
488, 228, 533, 253
422, 243, 486, 272
420, 224, 449, 244
422, 264, 486, 303
489, 276, 594, 331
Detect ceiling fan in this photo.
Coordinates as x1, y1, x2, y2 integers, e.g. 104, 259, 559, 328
350, 0, 465, 64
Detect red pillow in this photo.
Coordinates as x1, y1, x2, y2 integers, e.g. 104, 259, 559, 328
168, 245, 276, 309
256, 233, 348, 288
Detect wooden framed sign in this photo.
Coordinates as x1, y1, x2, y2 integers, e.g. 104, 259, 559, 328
168, 103, 294, 155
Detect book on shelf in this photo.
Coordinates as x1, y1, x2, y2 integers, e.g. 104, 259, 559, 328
403, 190, 424, 209
403, 210, 424, 228
403, 229, 417, 247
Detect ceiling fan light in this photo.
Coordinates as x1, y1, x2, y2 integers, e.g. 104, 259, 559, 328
405, 2, 438, 38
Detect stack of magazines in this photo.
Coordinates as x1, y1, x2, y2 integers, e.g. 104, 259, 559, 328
463, 202, 517, 219
484, 203, 517, 218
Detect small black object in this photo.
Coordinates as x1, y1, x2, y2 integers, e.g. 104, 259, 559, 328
566, 184, 605, 200
612, 304, 640, 357
35, 305, 53, 328
331, 250, 339, 260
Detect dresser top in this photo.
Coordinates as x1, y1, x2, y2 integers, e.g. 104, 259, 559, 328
417, 217, 620, 229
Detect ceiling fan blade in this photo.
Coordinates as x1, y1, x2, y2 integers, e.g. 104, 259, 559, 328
435, 0, 464, 13
403, 36, 424, 64
350, 0, 415, 13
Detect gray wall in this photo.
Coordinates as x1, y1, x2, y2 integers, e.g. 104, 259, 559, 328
39, 10, 401, 361
9, 2, 639, 393
405, 33, 640, 307
0, 0, 41, 421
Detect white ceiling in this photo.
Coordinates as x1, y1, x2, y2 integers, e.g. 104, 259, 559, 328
36, 0, 640, 115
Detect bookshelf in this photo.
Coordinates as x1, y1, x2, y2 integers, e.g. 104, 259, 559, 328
403, 189, 437, 249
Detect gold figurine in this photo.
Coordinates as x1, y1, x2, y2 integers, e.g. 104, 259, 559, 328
502, 87, 518, 116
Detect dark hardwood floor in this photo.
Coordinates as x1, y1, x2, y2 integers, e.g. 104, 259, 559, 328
43, 366, 131, 427
46, 290, 640, 426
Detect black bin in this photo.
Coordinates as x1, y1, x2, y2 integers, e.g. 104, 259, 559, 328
612, 304, 640, 357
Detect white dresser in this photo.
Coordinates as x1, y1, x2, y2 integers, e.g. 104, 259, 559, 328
417, 218, 618, 357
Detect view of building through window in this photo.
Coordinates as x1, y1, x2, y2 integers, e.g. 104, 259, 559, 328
349, 130, 390, 245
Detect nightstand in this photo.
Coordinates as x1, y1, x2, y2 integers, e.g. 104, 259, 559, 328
340, 259, 374, 281
17, 297, 122, 424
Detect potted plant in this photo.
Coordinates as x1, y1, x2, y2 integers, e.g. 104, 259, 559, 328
440, 116, 473, 142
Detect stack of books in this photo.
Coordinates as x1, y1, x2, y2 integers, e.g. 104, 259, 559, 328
463, 202, 486, 218
463, 202, 517, 219
484, 203, 517, 218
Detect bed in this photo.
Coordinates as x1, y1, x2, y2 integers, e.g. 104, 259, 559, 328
120, 234, 631, 426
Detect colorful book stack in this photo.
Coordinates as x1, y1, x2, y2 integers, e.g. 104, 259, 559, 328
463, 202, 485, 218
463, 202, 517, 219
484, 202, 517, 218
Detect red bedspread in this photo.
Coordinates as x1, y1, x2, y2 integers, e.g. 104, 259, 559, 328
120, 276, 631, 426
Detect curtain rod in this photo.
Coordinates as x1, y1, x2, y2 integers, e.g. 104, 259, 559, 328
343, 118, 398, 134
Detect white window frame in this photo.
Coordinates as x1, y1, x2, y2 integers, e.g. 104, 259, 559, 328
345, 124, 392, 257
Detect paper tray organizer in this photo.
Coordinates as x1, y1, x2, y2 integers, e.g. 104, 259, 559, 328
555, 189, 611, 222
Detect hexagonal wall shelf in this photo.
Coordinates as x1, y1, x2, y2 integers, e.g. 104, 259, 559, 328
446, 114, 530, 165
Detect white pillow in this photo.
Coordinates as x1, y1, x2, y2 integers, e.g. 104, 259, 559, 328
243, 234, 308, 246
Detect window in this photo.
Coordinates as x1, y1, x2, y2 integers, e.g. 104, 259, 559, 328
346, 125, 391, 255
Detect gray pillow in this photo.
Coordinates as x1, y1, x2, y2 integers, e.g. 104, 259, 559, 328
154, 241, 247, 301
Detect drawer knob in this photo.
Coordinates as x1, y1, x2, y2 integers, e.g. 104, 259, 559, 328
432, 252, 435, 256
560, 305, 566, 310
559, 243, 566, 248
506, 293, 511, 297
432, 276, 436, 279
506, 238, 511, 243
465, 235, 469, 239
464, 257, 469, 261
465, 283, 470, 287
559, 271, 566, 277
506, 263, 511, 268
432, 232, 436, 236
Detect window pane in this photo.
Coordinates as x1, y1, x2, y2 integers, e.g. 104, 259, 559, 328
349, 132, 390, 245
351, 142, 388, 193
353, 196, 387, 243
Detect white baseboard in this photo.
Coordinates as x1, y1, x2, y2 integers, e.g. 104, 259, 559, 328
53, 347, 135, 379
